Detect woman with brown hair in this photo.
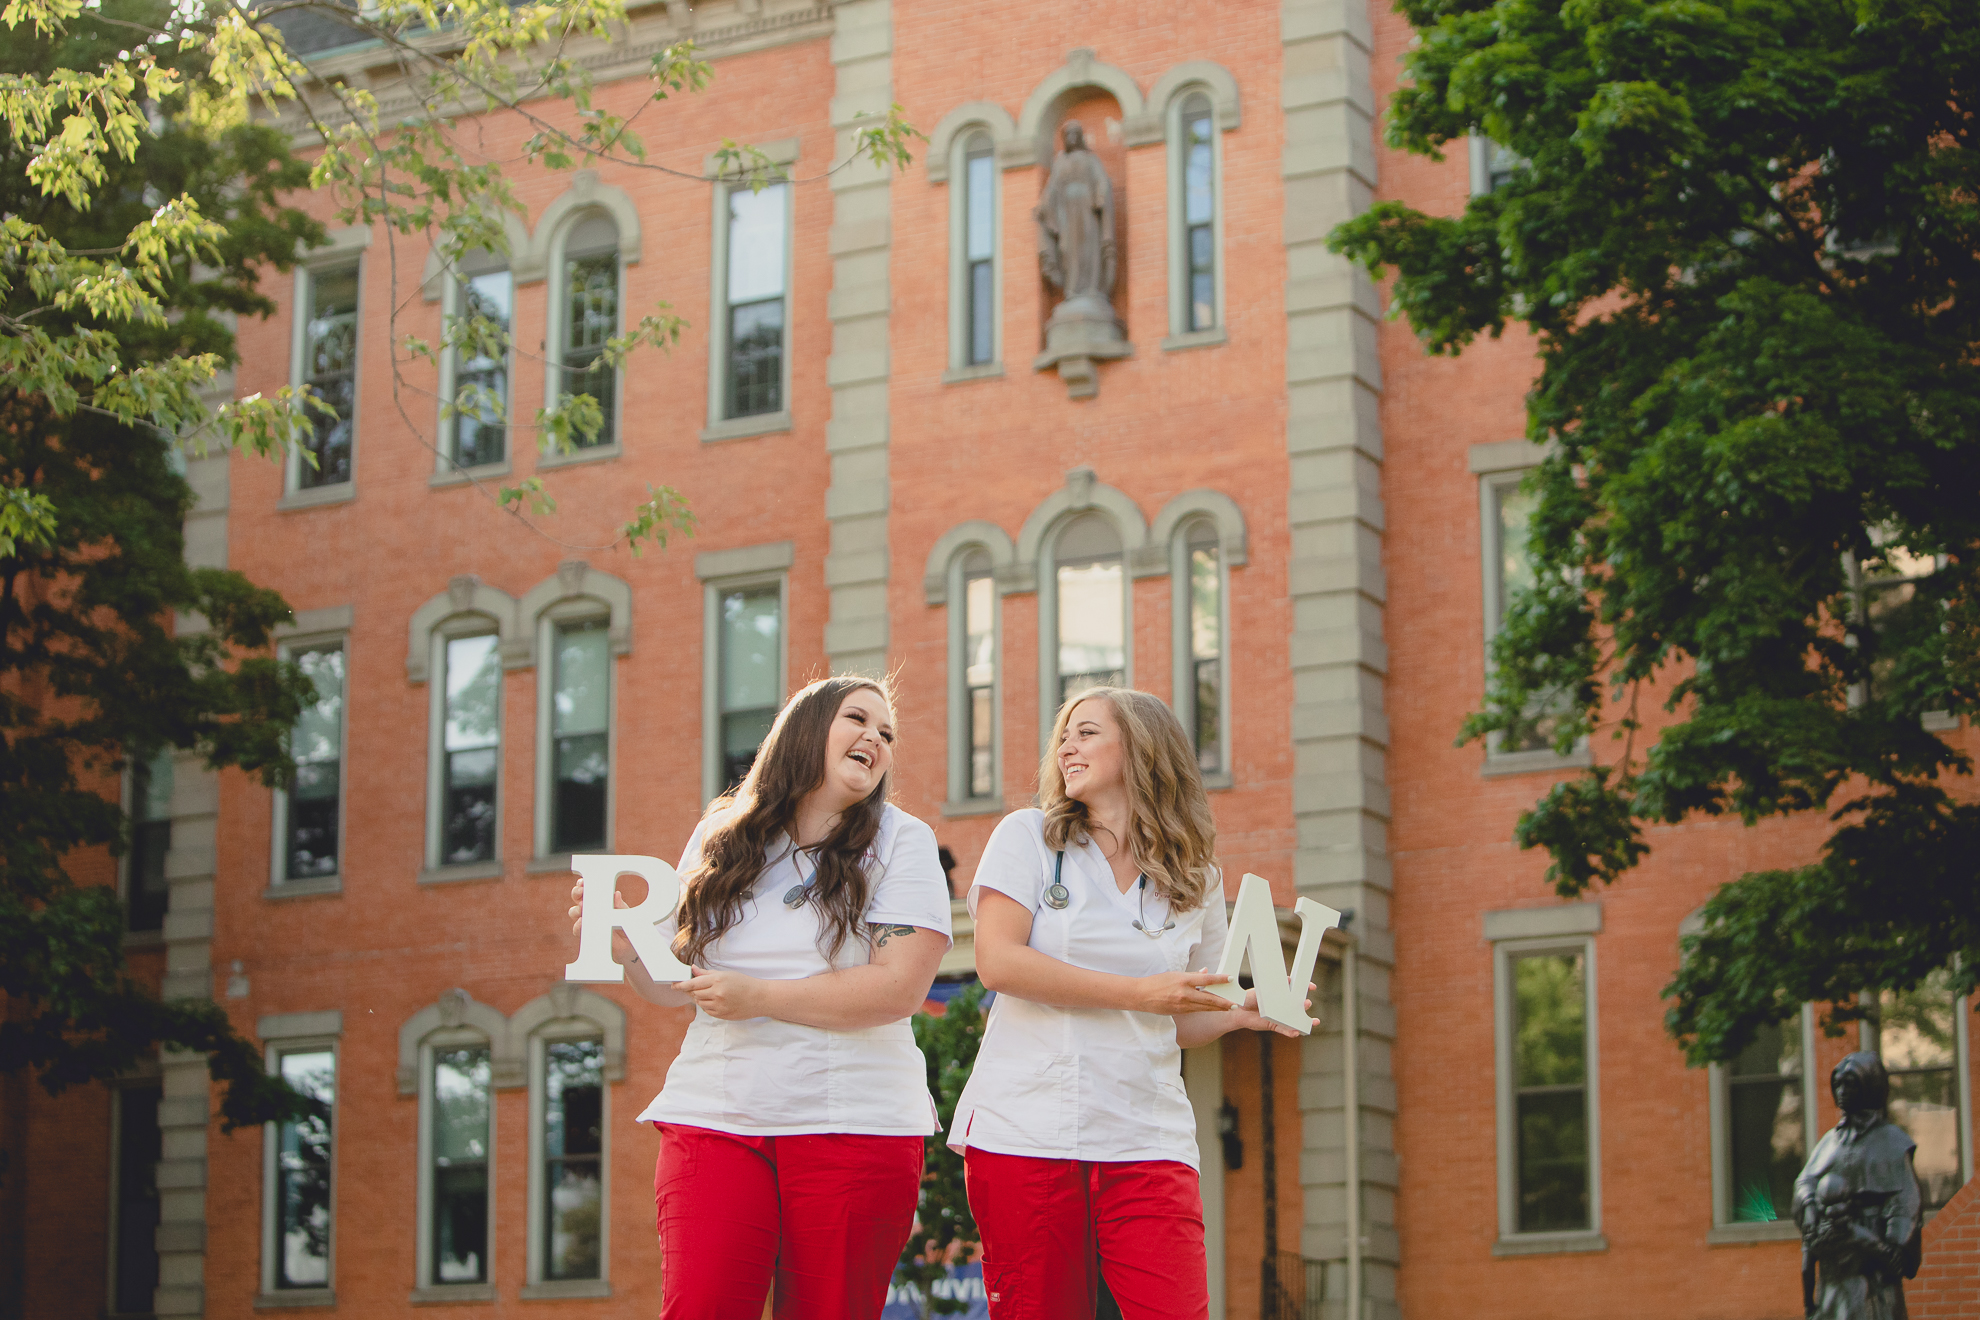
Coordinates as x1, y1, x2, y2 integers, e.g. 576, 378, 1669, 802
952, 686, 1302, 1320
567, 675, 951, 1320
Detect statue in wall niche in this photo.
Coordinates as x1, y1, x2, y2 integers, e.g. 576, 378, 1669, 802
1034, 120, 1131, 399
1793, 1052, 1923, 1320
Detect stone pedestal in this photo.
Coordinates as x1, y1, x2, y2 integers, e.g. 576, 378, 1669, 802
1034, 293, 1131, 399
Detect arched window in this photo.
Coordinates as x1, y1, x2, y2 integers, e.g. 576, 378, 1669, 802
513, 985, 625, 1297
553, 213, 621, 453
398, 990, 508, 1298
1175, 519, 1225, 777
1166, 89, 1222, 342
440, 254, 512, 471
432, 628, 501, 867
1052, 513, 1127, 702
951, 129, 1000, 373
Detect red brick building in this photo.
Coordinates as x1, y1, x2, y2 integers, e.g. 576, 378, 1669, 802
14, 2, 1975, 1318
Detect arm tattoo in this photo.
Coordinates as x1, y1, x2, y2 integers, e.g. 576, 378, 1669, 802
871, 924, 917, 948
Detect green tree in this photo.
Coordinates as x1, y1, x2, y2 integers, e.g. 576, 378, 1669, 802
1328, 0, 1980, 1063
896, 982, 986, 1319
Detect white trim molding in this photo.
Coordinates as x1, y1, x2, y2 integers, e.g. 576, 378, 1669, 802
925, 101, 1019, 183
1149, 490, 1249, 569
419, 212, 532, 301
1141, 60, 1242, 140
396, 989, 518, 1096
1008, 47, 1147, 169
922, 521, 1017, 606
515, 561, 633, 668
406, 577, 525, 682
520, 170, 643, 284
1009, 466, 1155, 593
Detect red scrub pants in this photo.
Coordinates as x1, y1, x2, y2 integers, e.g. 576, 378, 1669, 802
653, 1122, 923, 1320
964, 1147, 1210, 1320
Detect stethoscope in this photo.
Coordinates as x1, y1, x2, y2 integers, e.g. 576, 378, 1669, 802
1042, 850, 1176, 938
782, 851, 821, 908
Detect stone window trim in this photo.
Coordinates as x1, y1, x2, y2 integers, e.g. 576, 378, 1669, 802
257, 1013, 342, 1307
268, 610, 352, 897
696, 541, 794, 805
924, 101, 1019, 182
541, 206, 627, 456
282, 226, 371, 503
924, 522, 1018, 812
411, 1023, 498, 1296
1485, 904, 1604, 1252
1007, 48, 1149, 169
705, 138, 800, 433
1154, 492, 1248, 788
431, 253, 516, 480
945, 126, 1004, 374
518, 983, 627, 1291
1157, 67, 1242, 343
408, 580, 528, 875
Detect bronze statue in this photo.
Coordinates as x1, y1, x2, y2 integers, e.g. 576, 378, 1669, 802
1032, 120, 1131, 399
1792, 1052, 1922, 1320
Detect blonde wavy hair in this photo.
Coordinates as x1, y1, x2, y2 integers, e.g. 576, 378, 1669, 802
1038, 686, 1217, 912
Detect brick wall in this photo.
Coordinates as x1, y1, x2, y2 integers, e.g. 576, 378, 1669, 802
1908, 1176, 1980, 1320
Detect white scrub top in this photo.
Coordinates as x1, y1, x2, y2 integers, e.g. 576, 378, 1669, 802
637, 802, 954, 1136
948, 809, 1228, 1169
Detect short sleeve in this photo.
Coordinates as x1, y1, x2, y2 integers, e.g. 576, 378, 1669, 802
965, 810, 1051, 919
865, 809, 955, 946
655, 817, 715, 947
1187, 868, 1229, 974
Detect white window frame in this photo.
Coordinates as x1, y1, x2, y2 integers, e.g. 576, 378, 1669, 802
412, 1027, 497, 1299
1706, 1004, 1819, 1241
1488, 907, 1604, 1255
1860, 977, 1976, 1213
1164, 85, 1226, 347
1477, 462, 1590, 775
284, 228, 370, 503
1036, 512, 1134, 744
424, 620, 505, 877
270, 630, 349, 895
944, 545, 1003, 812
1170, 516, 1232, 788
704, 139, 799, 441
258, 1014, 342, 1306
699, 566, 790, 806
946, 127, 1002, 379
541, 211, 625, 465
434, 259, 514, 479
534, 604, 617, 861
523, 1021, 614, 1298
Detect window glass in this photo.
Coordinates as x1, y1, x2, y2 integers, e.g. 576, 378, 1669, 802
964, 139, 996, 366
286, 645, 345, 881
1055, 515, 1125, 701
1182, 93, 1215, 332
1187, 523, 1222, 773
451, 269, 511, 468
274, 1048, 336, 1289
719, 586, 782, 790
726, 183, 787, 418
128, 748, 173, 931
1481, 136, 1522, 193
442, 634, 500, 865
562, 254, 618, 448
543, 1039, 604, 1281
300, 266, 358, 489
113, 1086, 162, 1313
431, 1044, 490, 1283
1512, 951, 1589, 1233
1878, 972, 1962, 1209
1491, 480, 1553, 753
1726, 1019, 1804, 1222
963, 554, 995, 799
551, 621, 609, 854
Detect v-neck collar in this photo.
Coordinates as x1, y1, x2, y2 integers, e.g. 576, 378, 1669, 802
1071, 837, 1141, 906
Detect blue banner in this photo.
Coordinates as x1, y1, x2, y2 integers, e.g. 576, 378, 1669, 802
882, 1263, 990, 1319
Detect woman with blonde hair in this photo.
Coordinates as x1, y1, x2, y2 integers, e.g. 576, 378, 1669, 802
952, 686, 1302, 1319
568, 675, 951, 1320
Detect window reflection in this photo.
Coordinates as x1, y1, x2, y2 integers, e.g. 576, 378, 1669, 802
552, 622, 609, 853
275, 1049, 335, 1288
1878, 972, 1962, 1210
1512, 952, 1589, 1233
285, 645, 345, 881
1055, 515, 1125, 701
543, 1039, 603, 1281
719, 586, 782, 790
1726, 1019, 1804, 1222
431, 1045, 490, 1283
442, 634, 500, 864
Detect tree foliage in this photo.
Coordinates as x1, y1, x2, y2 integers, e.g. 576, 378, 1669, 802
896, 983, 986, 1318
1328, 0, 1980, 1062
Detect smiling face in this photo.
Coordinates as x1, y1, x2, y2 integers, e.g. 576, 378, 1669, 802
1057, 697, 1126, 803
817, 687, 895, 810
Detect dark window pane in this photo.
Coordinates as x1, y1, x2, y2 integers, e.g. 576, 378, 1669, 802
286, 646, 344, 881
1513, 954, 1585, 1088
552, 733, 608, 854
722, 708, 777, 793
1516, 1088, 1589, 1232
551, 623, 609, 853
114, 1087, 162, 1313
275, 1050, 335, 1289
431, 1046, 489, 1283
1728, 1077, 1803, 1222
1187, 224, 1215, 331
545, 1160, 601, 1281
1888, 1068, 1961, 1209
969, 259, 994, 365
562, 255, 618, 448
450, 270, 511, 467
300, 267, 358, 489
544, 1041, 603, 1282
969, 685, 994, 800
127, 814, 171, 932
727, 298, 784, 418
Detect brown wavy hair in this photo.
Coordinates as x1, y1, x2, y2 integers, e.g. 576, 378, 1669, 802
674, 675, 895, 967
1038, 686, 1216, 912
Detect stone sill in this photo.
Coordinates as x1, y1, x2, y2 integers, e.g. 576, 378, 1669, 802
419, 859, 505, 885
410, 1285, 496, 1304
265, 876, 342, 901
1160, 327, 1228, 353
429, 459, 512, 487
526, 854, 577, 875
1479, 745, 1593, 778
941, 363, 1004, 385
536, 441, 620, 470
520, 1280, 612, 1301
1491, 1232, 1607, 1257
942, 798, 1006, 819
255, 1289, 335, 1309
701, 410, 793, 443
277, 483, 355, 512
1201, 771, 1234, 792
123, 928, 167, 950
1707, 1221, 1799, 1245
